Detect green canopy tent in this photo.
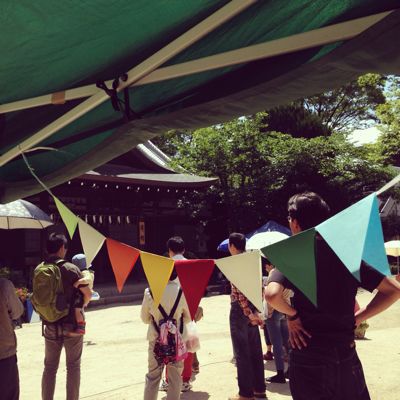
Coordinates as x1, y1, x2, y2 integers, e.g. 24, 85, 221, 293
1, 1, 400, 202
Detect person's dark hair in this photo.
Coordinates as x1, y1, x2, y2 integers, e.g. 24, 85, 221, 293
46, 233, 68, 254
167, 236, 185, 254
288, 192, 330, 230
229, 232, 246, 252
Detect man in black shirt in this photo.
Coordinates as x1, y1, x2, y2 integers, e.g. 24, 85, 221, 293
266, 192, 400, 400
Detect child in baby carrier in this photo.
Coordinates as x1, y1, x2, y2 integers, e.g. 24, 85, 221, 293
68, 254, 95, 336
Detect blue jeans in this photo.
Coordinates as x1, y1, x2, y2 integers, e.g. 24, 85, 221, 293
289, 344, 370, 400
230, 301, 265, 397
266, 310, 289, 371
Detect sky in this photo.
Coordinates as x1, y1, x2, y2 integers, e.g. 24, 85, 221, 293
348, 126, 381, 146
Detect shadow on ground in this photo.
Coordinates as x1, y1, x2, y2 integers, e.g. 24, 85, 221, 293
162, 391, 210, 400
266, 382, 291, 397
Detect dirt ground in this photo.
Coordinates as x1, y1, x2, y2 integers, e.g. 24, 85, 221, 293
17, 288, 400, 400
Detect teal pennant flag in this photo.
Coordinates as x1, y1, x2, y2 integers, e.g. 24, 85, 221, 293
362, 196, 391, 276
261, 228, 317, 306
316, 193, 390, 280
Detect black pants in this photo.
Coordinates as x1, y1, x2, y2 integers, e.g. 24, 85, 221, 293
230, 301, 265, 397
290, 344, 370, 400
0, 355, 19, 400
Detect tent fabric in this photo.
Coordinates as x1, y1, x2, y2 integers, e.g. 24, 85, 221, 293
1, 2, 400, 202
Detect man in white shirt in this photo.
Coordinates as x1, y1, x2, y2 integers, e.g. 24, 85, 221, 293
141, 236, 191, 400
0, 278, 24, 400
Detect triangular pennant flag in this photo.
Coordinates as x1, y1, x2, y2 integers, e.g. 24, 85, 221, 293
362, 195, 391, 276
106, 238, 140, 293
53, 196, 78, 239
175, 259, 215, 319
78, 218, 106, 267
215, 251, 263, 312
140, 252, 174, 308
261, 228, 317, 306
316, 194, 375, 280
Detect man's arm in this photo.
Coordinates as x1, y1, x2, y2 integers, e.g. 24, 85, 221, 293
6, 280, 24, 320
79, 285, 92, 307
355, 276, 400, 325
234, 288, 262, 325
266, 281, 311, 349
265, 282, 296, 316
140, 289, 151, 324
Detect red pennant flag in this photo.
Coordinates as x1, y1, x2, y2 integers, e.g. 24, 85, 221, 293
175, 259, 215, 320
106, 238, 140, 293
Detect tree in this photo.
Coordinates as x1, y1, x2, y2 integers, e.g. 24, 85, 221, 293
161, 115, 393, 240
261, 104, 331, 138
255, 74, 388, 139
375, 77, 400, 166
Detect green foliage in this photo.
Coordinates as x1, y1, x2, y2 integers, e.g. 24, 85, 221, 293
152, 74, 398, 241
376, 77, 400, 166
297, 73, 387, 133
262, 104, 331, 138
163, 115, 393, 234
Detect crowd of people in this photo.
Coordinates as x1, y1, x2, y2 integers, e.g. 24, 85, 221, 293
1, 191, 400, 400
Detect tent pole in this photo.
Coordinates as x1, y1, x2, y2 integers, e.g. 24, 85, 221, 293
0, 10, 392, 115
0, 0, 256, 168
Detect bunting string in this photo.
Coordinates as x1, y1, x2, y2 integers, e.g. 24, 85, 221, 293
19, 155, 394, 309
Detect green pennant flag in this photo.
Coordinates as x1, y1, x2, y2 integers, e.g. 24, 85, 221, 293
53, 196, 78, 239
316, 194, 374, 280
261, 228, 317, 306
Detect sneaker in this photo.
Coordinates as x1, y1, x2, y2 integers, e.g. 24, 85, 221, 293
266, 373, 286, 384
228, 395, 255, 400
181, 382, 192, 392
159, 380, 168, 391
263, 351, 273, 361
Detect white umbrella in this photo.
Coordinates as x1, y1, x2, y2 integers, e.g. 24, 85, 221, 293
0, 199, 53, 229
385, 240, 400, 274
246, 231, 288, 251
384, 240, 400, 257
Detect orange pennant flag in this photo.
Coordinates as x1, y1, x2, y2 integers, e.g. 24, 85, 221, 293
106, 238, 140, 293
175, 259, 215, 320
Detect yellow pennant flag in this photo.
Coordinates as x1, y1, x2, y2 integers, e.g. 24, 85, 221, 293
53, 196, 78, 239
215, 251, 263, 312
140, 252, 174, 308
78, 219, 106, 267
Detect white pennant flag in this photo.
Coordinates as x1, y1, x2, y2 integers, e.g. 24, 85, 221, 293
78, 218, 106, 267
215, 251, 263, 312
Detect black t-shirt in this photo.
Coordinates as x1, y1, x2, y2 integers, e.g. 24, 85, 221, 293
268, 236, 384, 346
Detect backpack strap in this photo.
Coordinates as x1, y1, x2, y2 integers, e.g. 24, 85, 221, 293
167, 289, 183, 320
55, 259, 66, 268
150, 289, 183, 334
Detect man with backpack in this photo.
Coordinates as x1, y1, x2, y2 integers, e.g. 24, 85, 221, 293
141, 236, 191, 400
32, 233, 91, 400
